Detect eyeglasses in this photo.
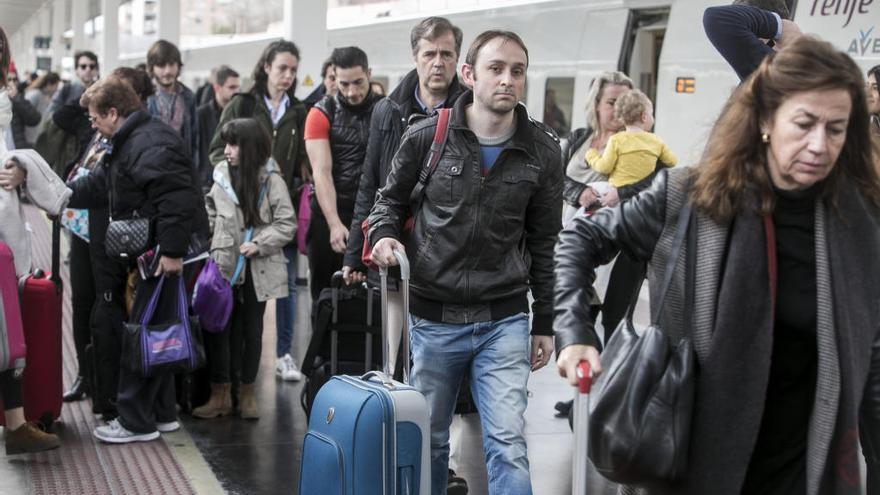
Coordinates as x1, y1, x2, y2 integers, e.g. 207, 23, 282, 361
78, 63, 97, 70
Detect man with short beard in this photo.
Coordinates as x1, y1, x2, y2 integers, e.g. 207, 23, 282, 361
369, 30, 562, 494
304, 46, 382, 302
145, 39, 200, 168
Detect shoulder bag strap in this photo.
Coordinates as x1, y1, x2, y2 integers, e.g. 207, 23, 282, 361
229, 181, 269, 285
409, 108, 451, 205
622, 201, 693, 327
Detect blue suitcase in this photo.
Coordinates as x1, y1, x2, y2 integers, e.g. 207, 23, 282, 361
299, 251, 430, 495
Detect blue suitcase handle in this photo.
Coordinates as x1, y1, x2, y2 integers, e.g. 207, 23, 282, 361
361, 370, 395, 388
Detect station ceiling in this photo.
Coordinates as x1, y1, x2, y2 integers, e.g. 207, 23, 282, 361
0, 0, 46, 37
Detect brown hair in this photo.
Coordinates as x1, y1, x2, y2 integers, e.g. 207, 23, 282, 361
464, 30, 528, 68
410, 17, 463, 57
79, 76, 142, 117
691, 36, 880, 222
111, 67, 154, 103
27, 71, 61, 91
0, 27, 9, 86
146, 39, 182, 73
614, 89, 651, 126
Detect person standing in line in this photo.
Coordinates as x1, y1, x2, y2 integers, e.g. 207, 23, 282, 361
209, 40, 309, 383
305, 46, 382, 303
867, 65, 879, 136
48, 50, 98, 113
23, 72, 60, 144
145, 39, 200, 169
369, 30, 561, 494
196, 65, 240, 193
340, 17, 469, 492
195, 118, 295, 420
303, 59, 337, 110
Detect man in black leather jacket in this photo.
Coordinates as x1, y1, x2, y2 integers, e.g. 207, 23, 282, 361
369, 30, 562, 494
305, 46, 382, 302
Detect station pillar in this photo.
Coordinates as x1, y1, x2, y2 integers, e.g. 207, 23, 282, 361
157, 0, 181, 46
283, 0, 329, 100
101, 0, 120, 72
71, 0, 87, 53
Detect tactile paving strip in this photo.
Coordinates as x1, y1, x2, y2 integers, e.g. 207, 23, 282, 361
20, 207, 196, 495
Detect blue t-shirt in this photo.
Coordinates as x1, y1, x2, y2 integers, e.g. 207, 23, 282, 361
480, 145, 505, 176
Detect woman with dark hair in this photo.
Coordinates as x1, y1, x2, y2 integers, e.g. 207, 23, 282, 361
24, 72, 60, 143
868, 64, 879, 135
556, 37, 880, 494
0, 25, 62, 456
208, 39, 308, 383
195, 118, 295, 419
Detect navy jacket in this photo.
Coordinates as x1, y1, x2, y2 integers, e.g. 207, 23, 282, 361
703, 5, 780, 81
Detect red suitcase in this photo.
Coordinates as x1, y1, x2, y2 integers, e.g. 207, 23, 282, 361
0, 221, 63, 428
0, 242, 26, 372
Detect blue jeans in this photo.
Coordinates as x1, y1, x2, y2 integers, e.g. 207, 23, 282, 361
275, 244, 297, 358
410, 313, 533, 495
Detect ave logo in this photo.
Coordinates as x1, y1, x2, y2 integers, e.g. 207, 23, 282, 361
847, 26, 880, 55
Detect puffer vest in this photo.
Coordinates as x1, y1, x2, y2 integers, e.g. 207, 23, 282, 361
313, 92, 381, 214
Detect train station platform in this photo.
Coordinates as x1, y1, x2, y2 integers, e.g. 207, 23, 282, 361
1, 204, 647, 495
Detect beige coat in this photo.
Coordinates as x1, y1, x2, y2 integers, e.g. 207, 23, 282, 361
205, 160, 296, 302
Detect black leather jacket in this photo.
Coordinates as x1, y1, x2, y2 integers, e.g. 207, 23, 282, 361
343, 69, 464, 270
368, 91, 563, 335
312, 91, 383, 221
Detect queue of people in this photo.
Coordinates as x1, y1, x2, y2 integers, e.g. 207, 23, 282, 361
1, 2, 880, 495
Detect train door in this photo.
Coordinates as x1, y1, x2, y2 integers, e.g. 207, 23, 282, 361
618, 8, 670, 103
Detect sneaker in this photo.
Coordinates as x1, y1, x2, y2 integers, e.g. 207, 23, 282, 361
156, 421, 180, 433
275, 353, 303, 382
5, 422, 61, 455
93, 419, 159, 444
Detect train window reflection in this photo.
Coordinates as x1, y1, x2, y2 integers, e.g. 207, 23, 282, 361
544, 78, 574, 137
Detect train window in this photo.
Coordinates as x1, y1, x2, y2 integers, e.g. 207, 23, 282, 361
544, 78, 574, 136
618, 8, 669, 104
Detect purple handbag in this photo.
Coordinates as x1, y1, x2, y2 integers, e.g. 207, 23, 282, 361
192, 259, 234, 333
122, 276, 205, 377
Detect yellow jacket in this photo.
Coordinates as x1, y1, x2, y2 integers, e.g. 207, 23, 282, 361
585, 132, 677, 187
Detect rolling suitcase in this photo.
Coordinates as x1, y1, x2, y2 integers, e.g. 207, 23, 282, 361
299, 250, 430, 495
0, 220, 63, 429
0, 242, 26, 372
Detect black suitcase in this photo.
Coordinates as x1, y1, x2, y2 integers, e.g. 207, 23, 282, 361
300, 272, 384, 416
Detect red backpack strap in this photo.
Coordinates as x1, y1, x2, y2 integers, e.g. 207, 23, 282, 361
418, 108, 451, 184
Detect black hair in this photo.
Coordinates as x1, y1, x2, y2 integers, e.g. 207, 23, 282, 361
74, 50, 99, 67
0, 27, 9, 86
410, 16, 463, 56
330, 46, 369, 72
215, 65, 240, 87
320, 59, 334, 78
219, 118, 273, 227
251, 40, 300, 97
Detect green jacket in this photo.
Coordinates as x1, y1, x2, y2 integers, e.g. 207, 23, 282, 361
209, 92, 309, 198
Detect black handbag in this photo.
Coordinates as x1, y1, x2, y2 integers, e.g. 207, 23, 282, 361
105, 217, 152, 259
587, 202, 695, 485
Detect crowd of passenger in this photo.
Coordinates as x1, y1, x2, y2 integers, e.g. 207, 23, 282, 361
0, 0, 879, 494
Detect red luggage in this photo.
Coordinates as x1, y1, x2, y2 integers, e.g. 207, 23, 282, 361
0, 242, 26, 372
0, 221, 63, 428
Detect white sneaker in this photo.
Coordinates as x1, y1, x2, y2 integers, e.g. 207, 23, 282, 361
94, 419, 159, 444
275, 353, 303, 382
156, 421, 180, 433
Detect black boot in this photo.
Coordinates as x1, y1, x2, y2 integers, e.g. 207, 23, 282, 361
447, 469, 468, 495
63, 376, 90, 402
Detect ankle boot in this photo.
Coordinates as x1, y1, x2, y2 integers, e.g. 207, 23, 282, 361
63, 376, 89, 402
5, 422, 61, 455
239, 383, 259, 419
192, 383, 233, 419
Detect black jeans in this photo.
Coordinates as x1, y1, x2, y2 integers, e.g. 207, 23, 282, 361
205, 267, 266, 384
115, 275, 180, 433
307, 211, 345, 303
1, 370, 23, 411
70, 235, 96, 380
600, 253, 646, 337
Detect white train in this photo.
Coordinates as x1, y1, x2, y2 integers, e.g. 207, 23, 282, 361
123, 0, 878, 165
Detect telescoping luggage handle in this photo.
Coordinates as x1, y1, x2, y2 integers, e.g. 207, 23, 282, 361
380, 249, 410, 383
573, 361, 592, 495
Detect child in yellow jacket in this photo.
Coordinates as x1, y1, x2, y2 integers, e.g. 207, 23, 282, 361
585, 89, 677, 190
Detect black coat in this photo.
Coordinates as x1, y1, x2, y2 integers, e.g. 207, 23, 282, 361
196, 99, 222, 193
9, 92, 41, 148
368, 91, 563, 335
68, 111, 208, 257
343, 68, 465, 270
